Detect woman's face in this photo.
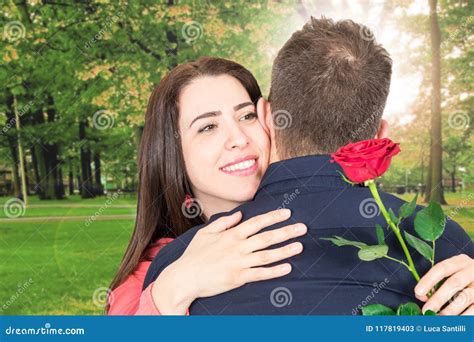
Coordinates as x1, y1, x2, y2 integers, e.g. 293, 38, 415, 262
178, 74, 270, 217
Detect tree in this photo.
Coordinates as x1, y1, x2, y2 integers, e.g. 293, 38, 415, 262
425, 0, 447, 204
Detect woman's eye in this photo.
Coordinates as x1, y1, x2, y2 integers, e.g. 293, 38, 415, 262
198, 124, 216, 133
240, 112, 258, 121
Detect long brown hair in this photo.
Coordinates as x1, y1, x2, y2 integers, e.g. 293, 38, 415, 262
107, 57, 262, 311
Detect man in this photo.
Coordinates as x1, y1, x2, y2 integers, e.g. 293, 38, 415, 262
143, 17, 473, 314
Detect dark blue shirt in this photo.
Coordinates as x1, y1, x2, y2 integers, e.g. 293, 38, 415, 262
144, 155, 473, 315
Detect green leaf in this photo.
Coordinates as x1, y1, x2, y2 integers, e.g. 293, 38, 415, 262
358, 245, 389, 261
320, 236, 367, 248
361, 304, 395, 315
375, 224, 385, 245
414, 202, 446, 241
404, 231, 433, 262
396, 302, 422, 315
423, 309, 437, 316
399, 193, 418, 218
388, 208, 399, 225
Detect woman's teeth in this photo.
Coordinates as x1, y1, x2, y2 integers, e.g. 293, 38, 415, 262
222, 159, 256, 172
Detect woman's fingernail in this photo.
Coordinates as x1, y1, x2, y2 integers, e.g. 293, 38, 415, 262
280, 264, 291, 273
422, 306, 432, 314
415, 286, 425, 296
279, 209, 291, 217
294, 224, 307, 233
291, 243, 303, 253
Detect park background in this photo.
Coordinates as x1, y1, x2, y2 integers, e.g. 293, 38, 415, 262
0, 0, 472, 315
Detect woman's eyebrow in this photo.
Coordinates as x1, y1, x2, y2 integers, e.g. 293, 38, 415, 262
189, 111, 221, 128
188, 102, 254, 128
233, 101, 254, 111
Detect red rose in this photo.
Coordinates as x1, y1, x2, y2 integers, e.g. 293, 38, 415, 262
331, 138, 401, 183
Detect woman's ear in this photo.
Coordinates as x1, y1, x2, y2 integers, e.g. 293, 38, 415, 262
375, 119, 389, 139
257, 97, 271, 136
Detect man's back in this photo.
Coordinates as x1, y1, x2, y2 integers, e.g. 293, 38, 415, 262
144, 155, 473, 315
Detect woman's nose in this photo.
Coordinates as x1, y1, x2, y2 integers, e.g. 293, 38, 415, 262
224, 125, 249, 150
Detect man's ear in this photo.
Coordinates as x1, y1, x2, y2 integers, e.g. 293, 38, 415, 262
256, 97, 272, 136
375, 119, 389, 139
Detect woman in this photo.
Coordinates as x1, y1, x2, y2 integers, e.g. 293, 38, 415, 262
108, 57, 474, 316
107, 57, 307, 315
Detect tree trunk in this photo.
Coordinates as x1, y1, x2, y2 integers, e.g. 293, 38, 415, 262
451, 167, 456, 193
427, 0, 447, 204
68, 163, 74, 195
4, 96, 21, 196
79, 120, 94, 198
7, 136, 21, 197
93, 152, 104, 196
30, 146, 40, 192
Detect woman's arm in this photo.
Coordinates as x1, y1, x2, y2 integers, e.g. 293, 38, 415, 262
135, 281, 189, 315
107, 238, 173, 315
146, 209, 307, 315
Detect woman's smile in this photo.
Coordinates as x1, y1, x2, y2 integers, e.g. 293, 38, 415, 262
220, 155, 259, 176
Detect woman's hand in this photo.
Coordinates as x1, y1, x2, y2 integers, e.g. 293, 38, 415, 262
415, 254, 474, 315
152, 209, 306, 314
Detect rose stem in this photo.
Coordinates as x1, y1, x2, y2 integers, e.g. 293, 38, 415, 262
367, 180, 421, 282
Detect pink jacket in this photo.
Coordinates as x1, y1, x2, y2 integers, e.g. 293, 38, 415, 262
108, 237, 189, 315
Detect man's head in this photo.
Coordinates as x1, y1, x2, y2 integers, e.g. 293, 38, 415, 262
258, 17, 392, 161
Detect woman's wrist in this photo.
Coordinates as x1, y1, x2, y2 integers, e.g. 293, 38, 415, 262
151, 260, 196, 314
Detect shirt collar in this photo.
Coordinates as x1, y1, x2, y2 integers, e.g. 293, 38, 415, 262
256, 154, 352, 197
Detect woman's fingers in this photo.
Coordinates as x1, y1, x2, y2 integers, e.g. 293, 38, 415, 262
439, 287, 474, 315
239, 263, 292, 284
415, 254, 472, 301
243, 223, 307, 253
203, 211, 243, 233
245, 242, 303, 268
232, 209, 292, 239
422, 266, 473, 313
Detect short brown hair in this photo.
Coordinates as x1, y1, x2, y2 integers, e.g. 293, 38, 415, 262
269, 17, 392, 158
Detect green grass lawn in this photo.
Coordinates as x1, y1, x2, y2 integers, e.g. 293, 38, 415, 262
0, 218, 134, 315
0, 192, 472, 315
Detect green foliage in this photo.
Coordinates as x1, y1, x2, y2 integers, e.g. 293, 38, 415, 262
414, 202, 446, 241
404, 231, 433, 262
362, 302, 435, 316
375, 224, 385, 245
358, 245, 389, 261
399, 193, 418, 219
